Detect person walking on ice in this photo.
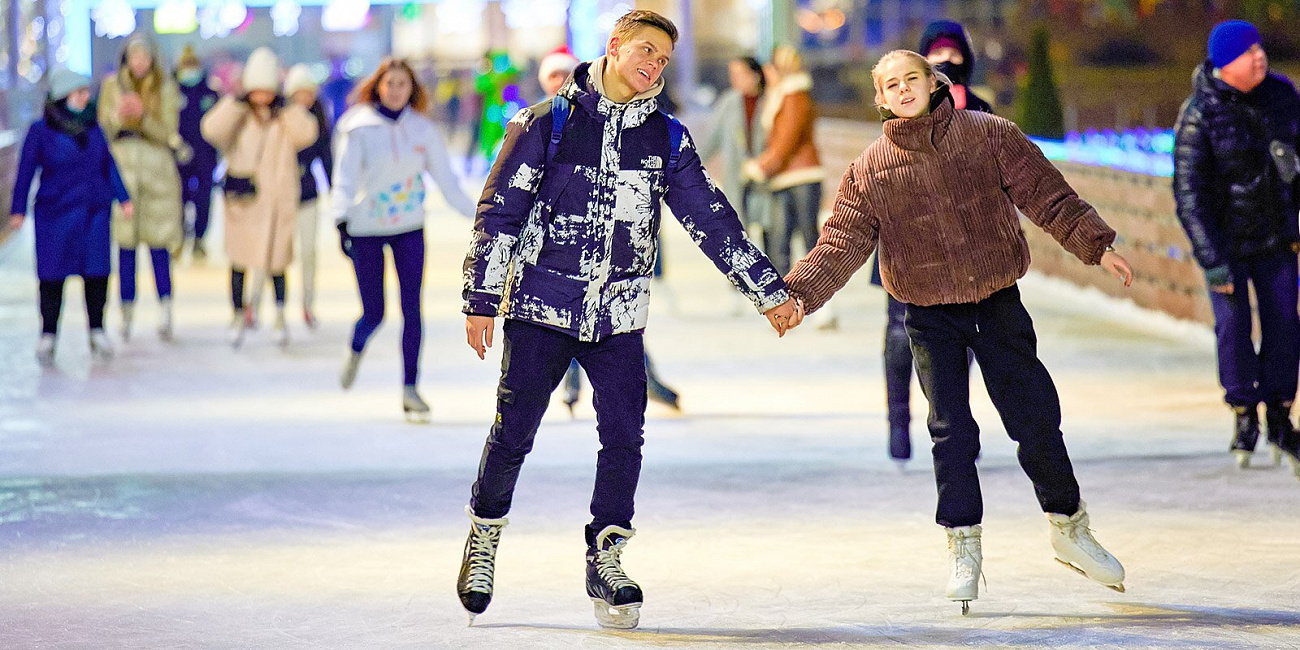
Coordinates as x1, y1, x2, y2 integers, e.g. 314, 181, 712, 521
783, 50, 1133, 615
457, 10, 799, 629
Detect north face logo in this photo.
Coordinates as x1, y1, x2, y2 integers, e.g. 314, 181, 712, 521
641, 156, 663, 170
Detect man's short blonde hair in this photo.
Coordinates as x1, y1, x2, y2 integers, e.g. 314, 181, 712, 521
610, 10, 679, 46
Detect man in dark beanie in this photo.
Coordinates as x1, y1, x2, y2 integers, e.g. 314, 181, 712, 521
1174, 19, 1300, 476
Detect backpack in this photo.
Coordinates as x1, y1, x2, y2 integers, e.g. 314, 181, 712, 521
547, 93, 684, 171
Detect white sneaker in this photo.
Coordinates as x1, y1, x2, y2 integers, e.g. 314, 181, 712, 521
157, 298, 174, 341
340, 350, 364, 390
36, 334, 56, 368
273, 305, 288, 347
945, 525, 982, 614
1047, 502, 1125, 592
89, 329, 114, 361
120, 301, 135, 342
402, 385, 431, 423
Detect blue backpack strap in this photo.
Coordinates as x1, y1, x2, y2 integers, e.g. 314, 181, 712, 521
547, 94, 571, 164
665, 113, 684, 171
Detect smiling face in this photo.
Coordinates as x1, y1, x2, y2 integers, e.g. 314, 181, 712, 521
875, 55, 937, 119
607, 25, 674, 97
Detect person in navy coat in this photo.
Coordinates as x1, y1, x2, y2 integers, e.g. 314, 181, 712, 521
9, 68, 132, 367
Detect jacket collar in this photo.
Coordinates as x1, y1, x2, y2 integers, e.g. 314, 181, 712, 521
560, 59, 662, 127
760, 72, 813, 129
337, 103, 407, 132
882, 84, 955, 152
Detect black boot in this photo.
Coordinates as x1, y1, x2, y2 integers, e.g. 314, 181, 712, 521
585, 525, 642, 629
1266, 403, 1300, 475
1231, 404, 1260, 468
456, 506, 508, 625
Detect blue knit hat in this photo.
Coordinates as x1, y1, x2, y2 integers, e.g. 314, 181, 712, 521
1208, 20, 1261, 68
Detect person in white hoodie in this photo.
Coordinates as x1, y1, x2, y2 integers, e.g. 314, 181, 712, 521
331, 57, 476, 422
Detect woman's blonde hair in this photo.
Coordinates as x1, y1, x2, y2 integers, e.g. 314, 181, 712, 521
870, 49, 950, 108
771, 45, 803, 76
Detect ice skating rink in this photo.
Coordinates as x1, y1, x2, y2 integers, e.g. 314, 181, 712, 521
1, 200, 1297, 649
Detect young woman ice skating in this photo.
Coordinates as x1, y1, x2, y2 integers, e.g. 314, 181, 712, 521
10, 68, 133, 366
329, 58, 477, 422
457, 10, 797, 628
201, 48, 319, 348
784, 50, 1133, 614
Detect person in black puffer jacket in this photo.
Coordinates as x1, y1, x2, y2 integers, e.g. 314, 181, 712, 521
1173, 20, 1300, 474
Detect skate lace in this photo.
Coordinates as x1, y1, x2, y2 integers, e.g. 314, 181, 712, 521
947, 536, 987, 589
595, 538, 636, 591
1056, 519, 1110, 564
465, 523, 503, 592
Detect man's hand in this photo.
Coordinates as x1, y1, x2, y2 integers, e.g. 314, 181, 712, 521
466, 315, 495, 360
1100, 250, 1133, 288
764, 298, 803, 337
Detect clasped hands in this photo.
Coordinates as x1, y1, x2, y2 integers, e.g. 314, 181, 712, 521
465, 296, 807, 360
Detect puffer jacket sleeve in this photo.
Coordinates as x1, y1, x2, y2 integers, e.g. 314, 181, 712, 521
1172, 99, 1228, 274
279, 104, 319, 151
785, 159, 879, 315
461, 104, 550, 316
994, 118, 1116, 265
200, 96, 249, 153
664, 124, 789, 313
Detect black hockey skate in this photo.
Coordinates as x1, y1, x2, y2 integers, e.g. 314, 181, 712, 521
1263, 403, 1294, 468
456, 506, 508, 625
1231, 405, 1260, 468
586, 525, 642, 629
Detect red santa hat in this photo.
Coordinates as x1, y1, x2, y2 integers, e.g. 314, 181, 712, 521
537, 46, 580, 86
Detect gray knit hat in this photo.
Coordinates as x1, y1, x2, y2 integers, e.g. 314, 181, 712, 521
48, 68, 92, 101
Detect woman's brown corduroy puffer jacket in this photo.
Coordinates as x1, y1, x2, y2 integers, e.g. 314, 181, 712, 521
787, 90, 1116, 311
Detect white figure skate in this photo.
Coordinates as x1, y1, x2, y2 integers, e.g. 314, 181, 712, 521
1047, 502, 1125, 592
945, 525, 982, 615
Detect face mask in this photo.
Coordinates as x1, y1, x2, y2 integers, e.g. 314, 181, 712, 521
178, 69, 203, 86
933, 61, 966, 86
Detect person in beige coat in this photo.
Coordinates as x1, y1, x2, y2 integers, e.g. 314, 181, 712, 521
201, 47, 317, 347
743, 46, 824, 276
99, 34, 185, 341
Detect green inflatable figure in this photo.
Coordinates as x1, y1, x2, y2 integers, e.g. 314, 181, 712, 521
475, 50, 521, 163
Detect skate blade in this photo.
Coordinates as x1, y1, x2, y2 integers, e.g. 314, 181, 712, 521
592, 599, 640, 629
1055, 558, 1125, 592
1233, 450, 1251, 469
960, 600, 970, 616
466, 612, 476, 627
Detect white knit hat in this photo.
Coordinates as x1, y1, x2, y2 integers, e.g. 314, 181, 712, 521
242, 47, 280, 93
537, 46, 579, 87
48, 68, 92, 101
283, 64, 317, 97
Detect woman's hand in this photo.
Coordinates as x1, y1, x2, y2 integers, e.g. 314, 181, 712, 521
121, 202, 135, 220
1100, 250, 1133, 288
8, 214, 24, 231
119, 93, 144, 120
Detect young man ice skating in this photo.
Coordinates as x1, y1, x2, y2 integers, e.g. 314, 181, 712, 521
784, 51, 1133, 614
458, 10, 798, 628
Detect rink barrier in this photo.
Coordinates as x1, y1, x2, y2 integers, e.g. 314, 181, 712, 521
811, 118, 1212, 326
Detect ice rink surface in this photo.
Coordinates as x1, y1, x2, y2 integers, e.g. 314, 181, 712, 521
1, 196, 1298, 649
